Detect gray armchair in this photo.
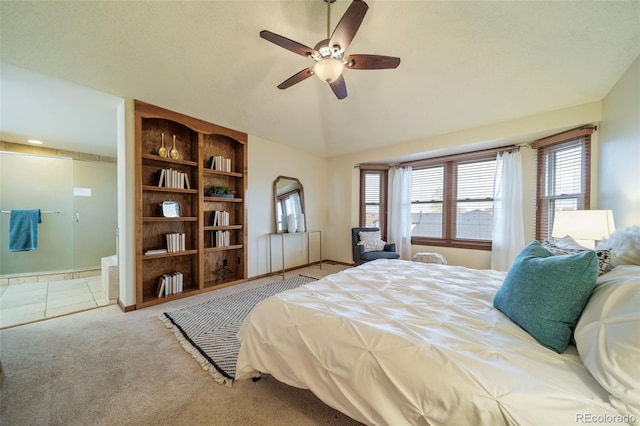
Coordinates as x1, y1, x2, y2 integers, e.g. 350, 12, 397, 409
352, 227, 400, 265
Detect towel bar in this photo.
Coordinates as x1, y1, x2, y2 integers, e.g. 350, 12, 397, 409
0, 210, 60, 214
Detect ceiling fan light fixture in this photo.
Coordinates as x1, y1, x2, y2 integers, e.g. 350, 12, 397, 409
260, 0, 400, 99
313, 57, 345, 83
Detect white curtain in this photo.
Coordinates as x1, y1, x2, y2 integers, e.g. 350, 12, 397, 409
389, 166, 413, 260
491, 151, 525, 271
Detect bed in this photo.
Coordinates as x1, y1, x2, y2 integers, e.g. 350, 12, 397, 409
236, 248, 639, 425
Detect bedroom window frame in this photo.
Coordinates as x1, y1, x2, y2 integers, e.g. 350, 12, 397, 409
403, 147, 512, 251
533, 127, 593, 242
359, 166, 389, 240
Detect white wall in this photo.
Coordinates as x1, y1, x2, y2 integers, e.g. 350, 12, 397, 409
117, 99, 136, 307
599, 54, 640, 228
326, 102, 603, 268
246, 136, 328, 277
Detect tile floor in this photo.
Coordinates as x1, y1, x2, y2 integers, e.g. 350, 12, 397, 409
0, 275, 110, 329
0, 262, 349, 330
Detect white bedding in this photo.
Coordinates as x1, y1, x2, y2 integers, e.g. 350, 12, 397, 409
236, 259, 627, 425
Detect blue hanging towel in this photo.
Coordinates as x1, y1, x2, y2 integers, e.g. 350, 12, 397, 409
9, 209, 42, 251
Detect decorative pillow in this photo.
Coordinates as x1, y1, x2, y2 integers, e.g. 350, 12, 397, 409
575, 265, 640, 421
542, 236, 616, 276
357, 231, 386, 252
493, 241, 599, 353
596, 225, 640, 265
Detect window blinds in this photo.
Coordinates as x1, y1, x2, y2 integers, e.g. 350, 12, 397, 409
536, 135, 591, 241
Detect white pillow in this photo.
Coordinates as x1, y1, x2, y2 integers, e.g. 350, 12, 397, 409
542, 236, 617, 276
552, 235, 592, 250
575, 265, 640, 421
597, 226, 640, 265
357, 231, 386, 252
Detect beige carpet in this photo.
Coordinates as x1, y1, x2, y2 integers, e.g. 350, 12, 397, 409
0, 265, 362, 425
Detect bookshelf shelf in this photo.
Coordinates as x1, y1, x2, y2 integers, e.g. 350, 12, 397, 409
204, 225, 243, 231
203, 169, 243, 178
135, 101, 248, 308
203, 196, 243, 203
141, 249, 199, 259
142, 216, 198, 222
142, 186, 198, 194
204, 244, 243, 252
141, 153, 198, 167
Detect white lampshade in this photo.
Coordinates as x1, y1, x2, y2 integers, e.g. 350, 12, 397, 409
313, 58, 345, 83
552, 210, 616, 249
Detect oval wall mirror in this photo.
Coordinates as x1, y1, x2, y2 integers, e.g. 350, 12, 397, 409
273, 176, 306, 233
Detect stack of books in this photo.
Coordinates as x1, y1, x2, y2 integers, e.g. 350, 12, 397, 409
209, 155, 232, 172
209, 210, 230, 226
157, 272, 183, 297
212, 230, 231, 247
166, 232, 186, 252
144, 248, 168, 256
158, 168, 190, 189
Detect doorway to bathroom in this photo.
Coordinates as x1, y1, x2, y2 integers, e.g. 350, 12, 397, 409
0, 148, 118, 328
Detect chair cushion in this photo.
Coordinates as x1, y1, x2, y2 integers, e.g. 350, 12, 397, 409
361, 251, 400, 262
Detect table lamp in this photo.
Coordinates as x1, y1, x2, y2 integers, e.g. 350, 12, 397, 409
551, 210, 616, 249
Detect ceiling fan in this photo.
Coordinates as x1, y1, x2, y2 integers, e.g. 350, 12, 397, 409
260, 0, 400, 100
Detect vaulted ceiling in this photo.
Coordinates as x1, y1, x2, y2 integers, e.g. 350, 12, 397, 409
1, 1, 639, 158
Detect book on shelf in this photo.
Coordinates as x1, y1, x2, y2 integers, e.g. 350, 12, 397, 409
165, 232, 186, 252
156, 278, 165, 297
144, 248, 168, 255
211, 230, 231, 247
157, 272, 184, 297
209, 155, 232, 172
157, 168, 190, 189
209, 210, 230, 226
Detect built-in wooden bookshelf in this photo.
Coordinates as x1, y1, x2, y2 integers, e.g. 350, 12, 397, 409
135, 101, 247, 309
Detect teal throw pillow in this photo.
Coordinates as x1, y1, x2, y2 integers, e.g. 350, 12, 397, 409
493, 241, 598, 353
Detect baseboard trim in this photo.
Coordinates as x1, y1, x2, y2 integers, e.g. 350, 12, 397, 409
322, 259, 354, 266
249, 259, 351, 281
117, 299, 136, 312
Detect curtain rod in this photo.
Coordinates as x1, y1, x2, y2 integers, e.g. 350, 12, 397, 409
400, 144, 517, 168
531, 125, 596, 149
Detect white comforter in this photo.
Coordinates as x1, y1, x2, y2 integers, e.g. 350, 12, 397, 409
236, 259, 623, 425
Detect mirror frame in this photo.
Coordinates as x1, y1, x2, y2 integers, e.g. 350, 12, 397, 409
273, 175, 306, 233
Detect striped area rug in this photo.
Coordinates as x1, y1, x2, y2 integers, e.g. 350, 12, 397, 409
161, 275, 318, 386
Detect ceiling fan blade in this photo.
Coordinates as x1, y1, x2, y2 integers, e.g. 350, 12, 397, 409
277, 67, 315, 90
260, 30, 318, 58
329, 0, 369, 54
329, 75, 348, 100
345, 54, 401, 70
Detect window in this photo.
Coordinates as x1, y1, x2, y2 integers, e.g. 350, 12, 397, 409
359, 167, 388, 239
358, 147, 511, 250
455, 160, 496, 240
409, 153, 497, 249
534, 129, 592, 241
410, 167, 444, 238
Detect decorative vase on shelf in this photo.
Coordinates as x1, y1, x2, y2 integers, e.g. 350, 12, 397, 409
287, 213, 297, 233
297, 213, 306, 232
